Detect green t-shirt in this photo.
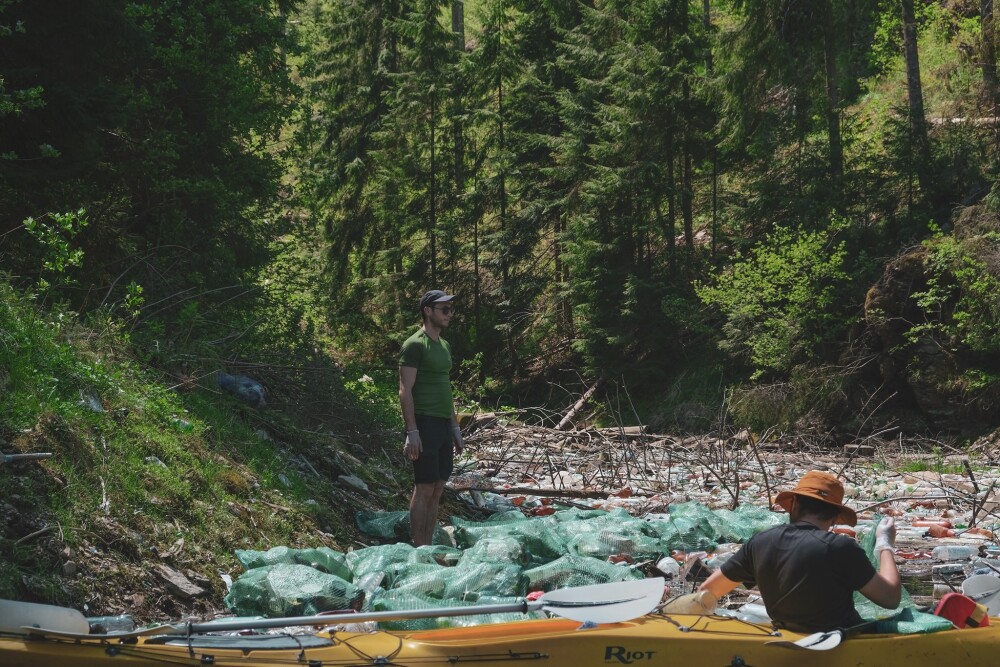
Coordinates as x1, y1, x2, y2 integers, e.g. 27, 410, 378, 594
399, 328, 454, 419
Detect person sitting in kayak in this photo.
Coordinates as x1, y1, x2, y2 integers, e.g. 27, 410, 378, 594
694, 470, 901, 632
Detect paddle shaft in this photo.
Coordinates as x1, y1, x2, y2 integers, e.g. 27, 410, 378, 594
182, 601, 543, 634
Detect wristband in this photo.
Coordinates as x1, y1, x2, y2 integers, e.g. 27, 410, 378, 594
406, 429, 419, 436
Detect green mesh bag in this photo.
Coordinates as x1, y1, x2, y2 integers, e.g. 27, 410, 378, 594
356, 510, 451, 545
524, 554, 643, 590
224, 564, 362, 617
451, 509, 528, 528
355, 510, 409, 540
443, 561, 528, 599
563, 514, 665, 560
645, 517, 718, 553
453, 519, 567, 563
450, 511, 531, 548
854, 514, 954, 634
235, 546, 352, 581
460, 535, 529, 565
553, 508, 610, 521
408, 544, 463, 567
388, 563, 451, 598
346, 543, 416, 581
713, 504, 787, 543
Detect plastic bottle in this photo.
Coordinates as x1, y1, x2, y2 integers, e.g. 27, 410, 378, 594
704, 552, 733, 570
931, 545, 978, 561
655, 556, 680, 577
86, 615, 136, 634
737, 603, 771, 624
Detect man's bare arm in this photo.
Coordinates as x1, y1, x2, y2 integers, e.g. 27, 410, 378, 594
858, 550, 901, 610
699, 569, 741, 599
399, 366, 420, 460
399, 366, 418, 430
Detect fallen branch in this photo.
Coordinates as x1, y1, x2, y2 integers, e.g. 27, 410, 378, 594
556, 380, 602, 431
15, 524, 54, 545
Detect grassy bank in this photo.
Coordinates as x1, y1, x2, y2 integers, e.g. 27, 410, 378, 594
0, 281, 407, 618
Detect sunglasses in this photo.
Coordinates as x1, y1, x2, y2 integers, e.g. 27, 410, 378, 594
433, 305, 455, 315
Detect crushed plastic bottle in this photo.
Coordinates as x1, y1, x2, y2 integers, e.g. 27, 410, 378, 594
86, 615, 136, 634
931, 545, 978, 561
704, 552, 734, 570
737, 603, 771, 624
655, 556, 680, 577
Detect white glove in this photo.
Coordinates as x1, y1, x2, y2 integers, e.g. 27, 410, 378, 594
661, 590, 718, 615
874, 517, 896, 556
451, 425, 464, 454
404, 429, 422, 460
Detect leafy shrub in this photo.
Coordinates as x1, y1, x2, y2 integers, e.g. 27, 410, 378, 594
907, 233, 1000, 356
696, 222, 853, 377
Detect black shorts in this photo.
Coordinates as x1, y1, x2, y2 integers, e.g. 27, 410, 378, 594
410, 414, 454, 484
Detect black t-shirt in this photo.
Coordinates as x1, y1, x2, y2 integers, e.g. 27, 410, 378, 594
720, 521, 876, 632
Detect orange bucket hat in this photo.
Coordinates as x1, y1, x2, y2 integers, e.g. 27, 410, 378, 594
774, 470, 858, 526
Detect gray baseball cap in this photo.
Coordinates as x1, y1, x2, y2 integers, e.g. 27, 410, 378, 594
419, 290, 455, 311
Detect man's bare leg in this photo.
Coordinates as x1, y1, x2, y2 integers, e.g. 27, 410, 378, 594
410, 481, 447, 546
410, 482, 437, 546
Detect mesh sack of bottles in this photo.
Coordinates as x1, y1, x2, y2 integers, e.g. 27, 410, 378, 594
224, 501, 789, 625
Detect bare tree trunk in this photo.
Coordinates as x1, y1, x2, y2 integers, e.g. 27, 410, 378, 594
704, 0, 718, 259
901, 0, 932, 197
666, 135, 677, 272
429, 92, 437, 283
821, 0, 843, 201
982, 0, 999, 112
682, 149, 694, 250
450, 1, 465, 292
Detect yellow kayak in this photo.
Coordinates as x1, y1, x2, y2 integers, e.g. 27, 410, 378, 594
2, 613, 999, 667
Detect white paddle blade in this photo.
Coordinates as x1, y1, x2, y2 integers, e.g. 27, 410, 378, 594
795, 629, 844, 650
0, 599, 90, 635
765, 629, 844, 651
539, 577, 665, 624
962, 574, 1000, 615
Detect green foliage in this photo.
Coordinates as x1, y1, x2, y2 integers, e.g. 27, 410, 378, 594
697, 222, 853, 377
1, 0, 295, 313
21, 210, 88, 284
0, 279, 407, 605
907, 233, 1000, 355
727, 364, 850, 432
341, 364, 403, 431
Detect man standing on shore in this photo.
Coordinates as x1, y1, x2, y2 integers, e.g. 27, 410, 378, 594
398, 290, 465, 546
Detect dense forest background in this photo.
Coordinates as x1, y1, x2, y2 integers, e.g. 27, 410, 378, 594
4, 0, 1000, 616
3, 0, 1000, 439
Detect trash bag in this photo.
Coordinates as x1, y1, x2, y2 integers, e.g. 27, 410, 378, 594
346, 543, 416, 582
387, 563, 451, 598
645, 502, 721, 552
854, 513, 953, 634
553, 508, 610, 522
408, 544, 463, 567
355, 510, 409, 540
216, 372, 266, 408
235, 546, 351, 582
713, 504, 787, 543
356, 510, 451, 545
524, 554, 642, 590
565, 529, 663, 560
224, 564, 362, 617
460, 536, 529, 565
443, 562, 528, 599
453, 518, 567, 563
